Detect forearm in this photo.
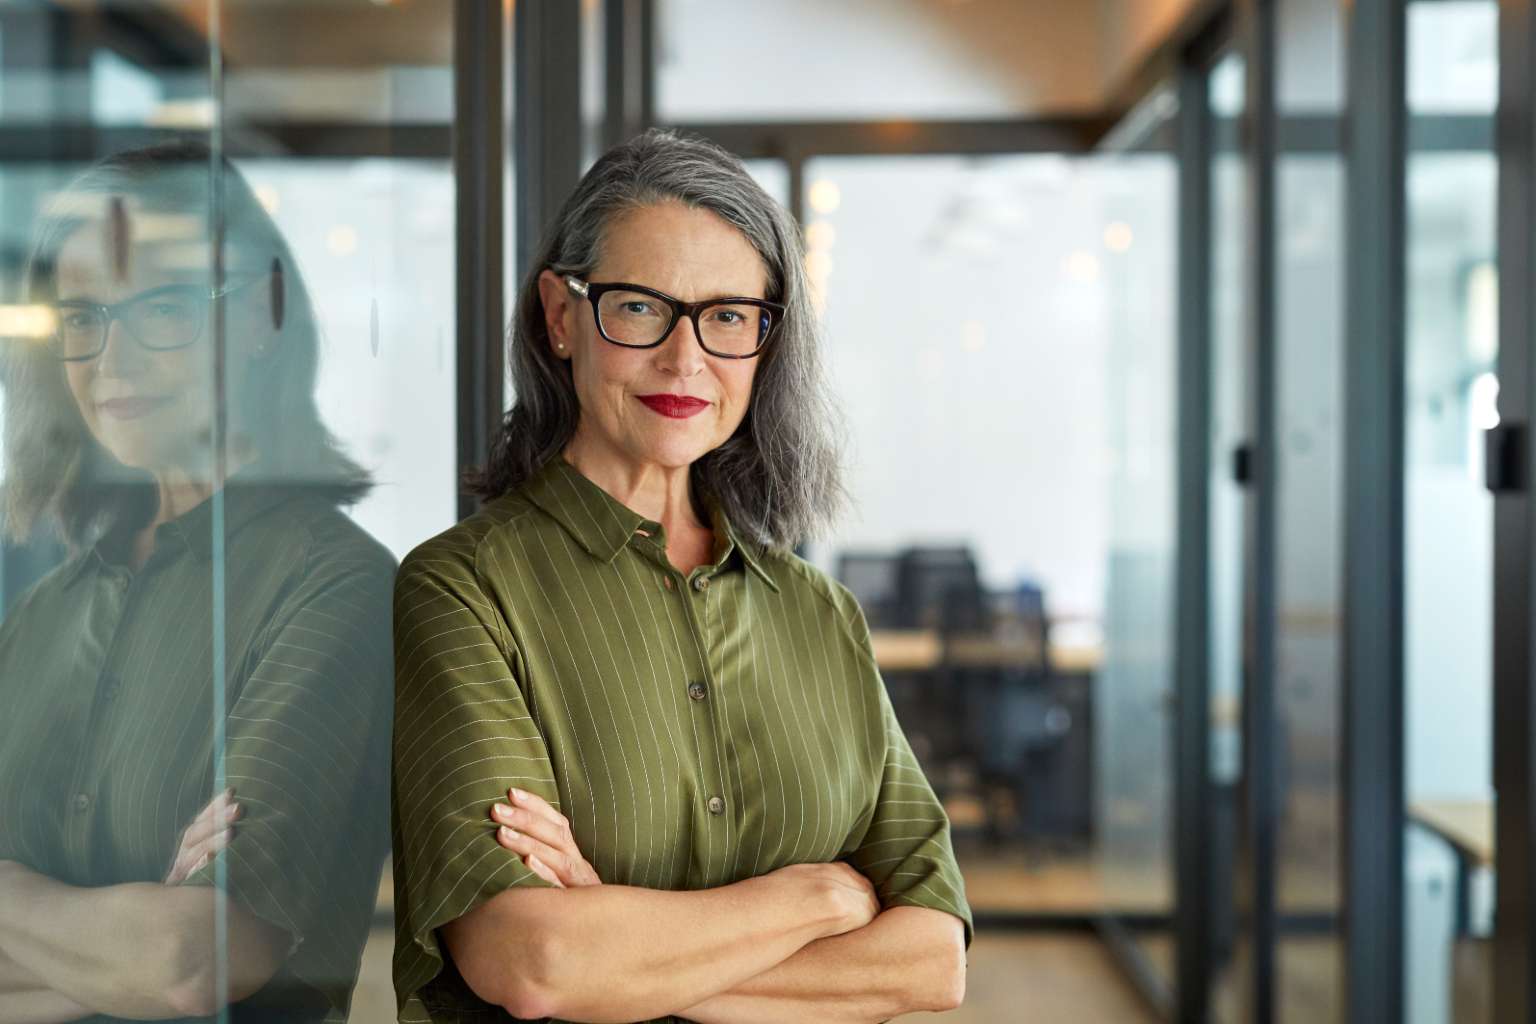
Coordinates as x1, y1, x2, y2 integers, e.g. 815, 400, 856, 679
678, 907, 968, 1024
0, 860, 286, 1019
0, 950, 89, 1024
447, 871, 841, 1022
0, 989, 90, 1024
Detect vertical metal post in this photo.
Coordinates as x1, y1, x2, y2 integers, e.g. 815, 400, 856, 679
603, 0, 655, 150
1341, 0, 1407, 1020
453, 0, 506, 519
1174, 55, 1214, 1024
1239, 0, 1278, 1020
514, 0, 583, 279
1494, 0, 1536, 1018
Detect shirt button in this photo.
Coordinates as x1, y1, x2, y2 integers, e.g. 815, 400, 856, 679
706, 795, 725, 815
72, 793, 91, 813
693, 575, 711, 592
101, 675, 121, 701
688, 681, 707, 701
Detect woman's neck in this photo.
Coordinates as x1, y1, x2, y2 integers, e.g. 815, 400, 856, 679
127, 450, 256, 569
561, 435, 715, 574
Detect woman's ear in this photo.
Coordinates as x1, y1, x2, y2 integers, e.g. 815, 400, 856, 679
536, 269, 574, 360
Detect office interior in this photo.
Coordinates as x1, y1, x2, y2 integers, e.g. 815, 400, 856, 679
0, 0, 1525, 1021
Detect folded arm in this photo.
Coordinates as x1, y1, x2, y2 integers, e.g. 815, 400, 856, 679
677, 906, 967, 1024
444, 862, 867, 1023
0, 947, 89, 1024
0, 860, 288, 1019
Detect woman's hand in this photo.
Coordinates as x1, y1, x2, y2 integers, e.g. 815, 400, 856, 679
164, 788, 241, 884
489, 788, 601, 889
768, 861, 881, 938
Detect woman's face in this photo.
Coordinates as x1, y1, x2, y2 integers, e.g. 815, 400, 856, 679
54, 213, 269, 476
539, 201, 769, 475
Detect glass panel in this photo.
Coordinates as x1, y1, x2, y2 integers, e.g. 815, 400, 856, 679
1274, 1, 1346, 1019
800, 150, 1177, 935
0, 3, 459, 1020
1404, 4, 1497, 1023
1210, 48, 1249, 1024
1273, 150, 1346, 1024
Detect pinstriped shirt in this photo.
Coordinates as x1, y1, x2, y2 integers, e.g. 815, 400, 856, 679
391, 456, 972, 1024
0, 484, 396, 1022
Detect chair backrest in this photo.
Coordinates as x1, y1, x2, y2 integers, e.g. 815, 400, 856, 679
835, 551, 901, 629
895, 546, 986, 631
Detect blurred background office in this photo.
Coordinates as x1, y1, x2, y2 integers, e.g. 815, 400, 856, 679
0, 1, 1523, 1022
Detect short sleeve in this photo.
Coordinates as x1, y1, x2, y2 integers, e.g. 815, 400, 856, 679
840, 597, 975, 951
390, 548, 561, 1017
183, 553, 396, 1017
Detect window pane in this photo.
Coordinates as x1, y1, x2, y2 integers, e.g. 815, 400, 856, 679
803, 151, 1177, 936
1404, 4, 1497, 1023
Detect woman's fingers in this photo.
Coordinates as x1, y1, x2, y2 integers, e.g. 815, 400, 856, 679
180, 788, 240, 849
165, 825, 235, 884
494, 823, 599, 886
506, 788, 570, 835
491, 798, 577, 860
524, 854, 566, 889
164, 789, 240, 884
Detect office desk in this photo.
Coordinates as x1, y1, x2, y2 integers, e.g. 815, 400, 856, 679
1410, 799, 1492, 935
869, 628, 1102, 675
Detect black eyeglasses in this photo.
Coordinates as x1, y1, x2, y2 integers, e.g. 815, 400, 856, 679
564, 275, 784, 359
48, 275, 264, 363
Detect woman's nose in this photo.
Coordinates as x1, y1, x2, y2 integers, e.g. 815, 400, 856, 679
654, 314, 706, 375
95, 317, 150, 377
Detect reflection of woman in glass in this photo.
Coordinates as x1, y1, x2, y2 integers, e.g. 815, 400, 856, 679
0, 142, 394, 1022
392, 129, 971, 1023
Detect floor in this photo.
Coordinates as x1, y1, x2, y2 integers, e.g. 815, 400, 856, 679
910, 931, 1157, 1023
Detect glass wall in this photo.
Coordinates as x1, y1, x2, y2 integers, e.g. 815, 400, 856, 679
1403, 3, 1497, 1022
1210, 46, 1249, 1024
798, 148, 1177, 928
0, 2, 458, 1018
1272, 1, 1347, 1020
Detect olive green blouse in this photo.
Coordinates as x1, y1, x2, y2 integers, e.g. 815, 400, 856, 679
0, 484, 396, 1022
391, 456, 973, 1024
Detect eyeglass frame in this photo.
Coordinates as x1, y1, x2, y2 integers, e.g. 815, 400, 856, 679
563, 274, 785, 360
48, 273, 267, 363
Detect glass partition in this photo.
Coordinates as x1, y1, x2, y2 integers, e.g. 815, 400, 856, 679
799, 150, 1177, 939
0, 2, 460, 1019
1403, 4, 1497, 1022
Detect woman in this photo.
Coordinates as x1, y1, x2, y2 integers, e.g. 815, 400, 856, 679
392, 128, 972, 1024
0, 143, 394, 1022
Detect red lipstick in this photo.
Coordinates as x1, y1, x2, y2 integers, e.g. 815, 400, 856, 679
637, 394, 709, 419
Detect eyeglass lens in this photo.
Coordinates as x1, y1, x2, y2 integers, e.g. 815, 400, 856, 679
596, 289, 772, 357
55, 287, 209, 359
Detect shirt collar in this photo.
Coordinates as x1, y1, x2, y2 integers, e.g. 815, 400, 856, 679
523, 456, 780, 592
63, 478, 304, 587
155, 480, 299, 560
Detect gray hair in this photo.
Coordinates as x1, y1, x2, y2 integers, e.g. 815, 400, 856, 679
469, 127, 846, 551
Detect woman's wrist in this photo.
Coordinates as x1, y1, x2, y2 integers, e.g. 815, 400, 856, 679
764, 863, 866, 940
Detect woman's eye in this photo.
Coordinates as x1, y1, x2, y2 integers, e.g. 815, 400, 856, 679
621, 301, 655, 316
709, 308, 753, 328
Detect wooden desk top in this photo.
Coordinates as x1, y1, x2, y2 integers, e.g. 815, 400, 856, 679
1410, 799, 1493, 868
869, 628, 1102, 675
